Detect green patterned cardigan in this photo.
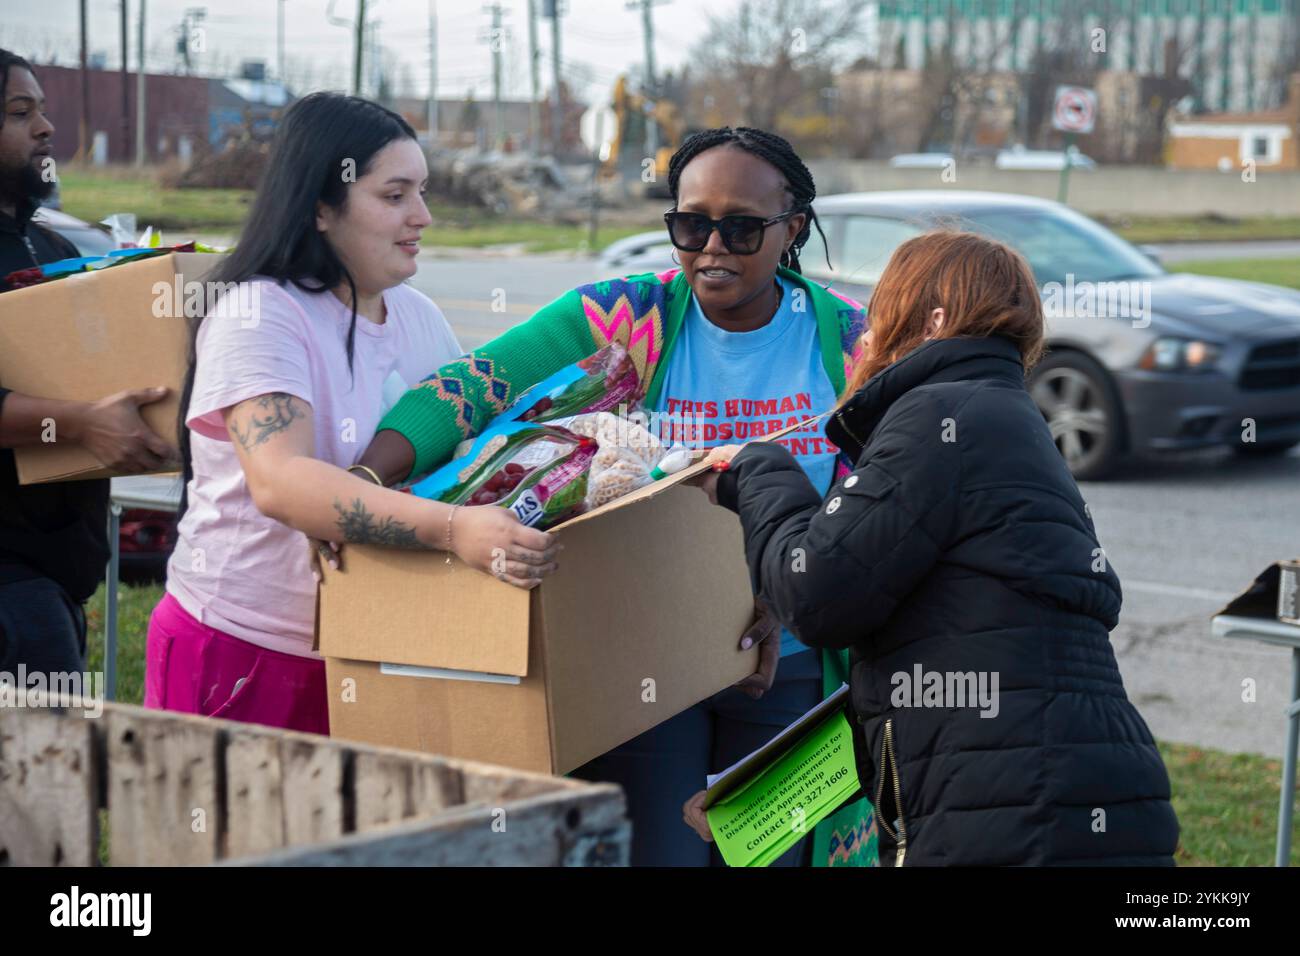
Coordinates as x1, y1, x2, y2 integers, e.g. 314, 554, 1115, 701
379, 265, 878, 866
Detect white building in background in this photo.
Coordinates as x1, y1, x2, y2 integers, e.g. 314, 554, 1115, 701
872, 0, 1300, 115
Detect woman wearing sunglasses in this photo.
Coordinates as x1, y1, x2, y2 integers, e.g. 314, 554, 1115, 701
355, 127, 874, 867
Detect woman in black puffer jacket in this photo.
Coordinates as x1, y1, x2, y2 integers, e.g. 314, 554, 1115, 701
696, 231, 1179, 866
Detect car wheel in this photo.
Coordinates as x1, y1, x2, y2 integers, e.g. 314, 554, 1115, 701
1233, 439, 1300, 457
1029, 351, 1124, 481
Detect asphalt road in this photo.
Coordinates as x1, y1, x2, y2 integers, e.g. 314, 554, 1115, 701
409, 254, 604, 351
410, 252, 1300, 759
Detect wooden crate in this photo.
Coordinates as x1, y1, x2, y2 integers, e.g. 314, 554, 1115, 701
0, 696, 629, 866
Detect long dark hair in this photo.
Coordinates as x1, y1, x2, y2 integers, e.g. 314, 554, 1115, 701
665, 126, 830, 275
177, 92, 415, 521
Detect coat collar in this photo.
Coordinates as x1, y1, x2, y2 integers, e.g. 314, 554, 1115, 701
0, 196, 39, 235
828, 335, 1026, 457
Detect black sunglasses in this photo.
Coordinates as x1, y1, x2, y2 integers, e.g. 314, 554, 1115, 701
663, 208, 801, 255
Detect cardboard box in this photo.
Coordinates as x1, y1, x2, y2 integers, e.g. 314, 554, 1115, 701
0, 251, 222, 483
319, 460, 760, 775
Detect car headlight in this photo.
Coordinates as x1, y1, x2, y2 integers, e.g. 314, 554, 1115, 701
1138, 337, 1223, 372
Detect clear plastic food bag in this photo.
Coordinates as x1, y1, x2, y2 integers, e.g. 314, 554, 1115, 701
566, 411, 666, 509
411, 422, 597, 529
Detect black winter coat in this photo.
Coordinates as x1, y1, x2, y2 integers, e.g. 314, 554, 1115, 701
717, 335, 1179, 866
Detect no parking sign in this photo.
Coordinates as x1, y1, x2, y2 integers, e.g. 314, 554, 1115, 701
1052, 86, 1097, 134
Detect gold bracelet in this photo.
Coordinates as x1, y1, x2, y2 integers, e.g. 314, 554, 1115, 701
346, 463, 383, 486
444, 504, 457, 566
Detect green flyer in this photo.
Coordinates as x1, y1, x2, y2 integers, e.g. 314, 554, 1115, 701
706, 710, 861, 867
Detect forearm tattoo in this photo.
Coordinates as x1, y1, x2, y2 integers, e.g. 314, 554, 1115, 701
333, 497, 432, 550
231, 392, 306, 451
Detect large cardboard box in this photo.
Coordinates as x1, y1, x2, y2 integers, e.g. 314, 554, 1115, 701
0, 251, 221, 483
319, 461, 760, 775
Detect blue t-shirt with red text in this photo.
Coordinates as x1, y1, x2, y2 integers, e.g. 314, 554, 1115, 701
651, 276, 840, 657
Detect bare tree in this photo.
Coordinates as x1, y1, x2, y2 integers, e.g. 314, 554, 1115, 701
686, 0, 871, 132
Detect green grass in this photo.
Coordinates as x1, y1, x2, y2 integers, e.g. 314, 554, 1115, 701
92, 581, 1298, 865
1171, 257, 1300, 290
85, 579, 161, 707
420, 220, 651, 253
55, 167, 651, 252
57, 168, 252, 234
1107, 215, 1300, 244
1160, 741, 1299, 866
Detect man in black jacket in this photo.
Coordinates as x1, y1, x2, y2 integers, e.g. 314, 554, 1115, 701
0, 50, 178, 678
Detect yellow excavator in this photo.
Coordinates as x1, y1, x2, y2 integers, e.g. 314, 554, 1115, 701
604, 75, 690, 199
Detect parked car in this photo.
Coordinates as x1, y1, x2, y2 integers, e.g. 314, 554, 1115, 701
118, 509, 175, 583
599, 229, 675, 273
995, 145, 1097, 170
616, 190, 1300, 479
889, 152, 956, 169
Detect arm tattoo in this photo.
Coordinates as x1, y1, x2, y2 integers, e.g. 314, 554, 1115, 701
231, 392, 306, 452
333, 497, 432, 550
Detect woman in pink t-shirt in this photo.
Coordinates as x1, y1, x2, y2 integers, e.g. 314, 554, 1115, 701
144, 93, 559, 734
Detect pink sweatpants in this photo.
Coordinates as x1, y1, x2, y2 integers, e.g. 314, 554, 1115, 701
144, 592, 329, 735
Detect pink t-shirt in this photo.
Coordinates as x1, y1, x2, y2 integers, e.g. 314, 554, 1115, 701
166, 278, 462, 658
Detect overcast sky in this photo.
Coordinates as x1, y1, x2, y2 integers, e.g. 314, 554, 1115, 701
0, 0, 757, 105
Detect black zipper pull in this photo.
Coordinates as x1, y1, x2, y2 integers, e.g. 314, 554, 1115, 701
833, 408, 866, 448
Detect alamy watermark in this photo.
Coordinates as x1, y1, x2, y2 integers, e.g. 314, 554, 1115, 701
1041, 273, 1151, 329
890, 664, 1000, 719
152, 278, 262, 327
50, 886, 150, 936
0, 665, 104, 717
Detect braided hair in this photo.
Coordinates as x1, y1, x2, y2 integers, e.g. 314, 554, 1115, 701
0, 50, 34, 131
666, 126, 830, 275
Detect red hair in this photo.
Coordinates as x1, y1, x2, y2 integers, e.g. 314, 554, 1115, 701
844, 230, 1045, 398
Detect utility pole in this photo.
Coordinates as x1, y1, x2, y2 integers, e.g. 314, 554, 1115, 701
547, 0, 563, 156
278, 0, 286, 85
367, 13, 383, 100
325, 0, 365, 94
355, 0, 367, 95
481, 3, 507, 150
79, 0, 89, 163
135, 0, 147, 166
121, 0, 130, 163
177, 8, 205, 77
427, 0, 438, 147
627, 1, 667, 165
527, 0, 540, 153
627, 0, 663, 97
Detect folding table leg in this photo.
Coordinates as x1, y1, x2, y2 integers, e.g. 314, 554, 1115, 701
105, 502, 121, 702
1279, 647, 1300, 867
